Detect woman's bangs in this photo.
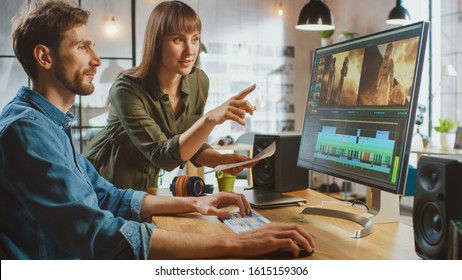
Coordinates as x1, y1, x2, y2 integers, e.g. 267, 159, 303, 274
168, 12, 201, 35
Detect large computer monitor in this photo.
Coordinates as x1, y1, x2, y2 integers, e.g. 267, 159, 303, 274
298, 21, 429, 238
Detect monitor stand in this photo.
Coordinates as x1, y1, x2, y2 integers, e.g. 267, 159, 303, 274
301, 188, 400, 238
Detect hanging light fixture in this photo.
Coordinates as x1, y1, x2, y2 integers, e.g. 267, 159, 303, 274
277, 2, 284, 16
386, 0, 411, 25
104, 16, 118, 37
295, 0, 334, 31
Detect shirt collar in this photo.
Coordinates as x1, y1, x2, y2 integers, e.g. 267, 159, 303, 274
17, 86, 74, 130
145, 74, 192, 102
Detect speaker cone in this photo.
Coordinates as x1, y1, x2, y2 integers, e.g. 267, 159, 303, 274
253, 158, 273, 188
418, 165, 441, 192
420, 201, 444, 245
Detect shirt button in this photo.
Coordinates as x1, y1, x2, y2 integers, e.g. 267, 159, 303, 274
127, 231, 133, 236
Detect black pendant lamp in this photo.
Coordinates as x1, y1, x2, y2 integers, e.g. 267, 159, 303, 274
296, 0, 335, 31
386, 0, 411, 25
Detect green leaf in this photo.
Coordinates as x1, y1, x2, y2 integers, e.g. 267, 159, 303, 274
433, 118, 460, 133
318, 29, 334, 38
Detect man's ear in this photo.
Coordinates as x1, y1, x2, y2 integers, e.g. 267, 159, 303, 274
33, 44, 53, 70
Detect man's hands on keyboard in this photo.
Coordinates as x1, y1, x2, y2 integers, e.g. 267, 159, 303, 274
220, 210, 270, 234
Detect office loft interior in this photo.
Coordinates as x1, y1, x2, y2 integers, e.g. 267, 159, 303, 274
1, 0, 461, 260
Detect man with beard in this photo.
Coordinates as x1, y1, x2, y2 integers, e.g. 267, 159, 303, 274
0, 0, 315, 259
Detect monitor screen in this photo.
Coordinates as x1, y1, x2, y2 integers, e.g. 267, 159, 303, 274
298, 22, 429, 196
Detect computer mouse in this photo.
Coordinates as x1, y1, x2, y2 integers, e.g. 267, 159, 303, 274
266, 246, 314, 259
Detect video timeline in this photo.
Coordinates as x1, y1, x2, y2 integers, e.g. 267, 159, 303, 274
312, 118, 400, 182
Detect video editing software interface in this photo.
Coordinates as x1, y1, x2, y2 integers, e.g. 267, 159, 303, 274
298, 22, 429, 195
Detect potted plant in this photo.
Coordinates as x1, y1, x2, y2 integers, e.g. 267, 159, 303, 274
434, 118, 460, 149
338, 31, 358, 42
318, 29, 334, 46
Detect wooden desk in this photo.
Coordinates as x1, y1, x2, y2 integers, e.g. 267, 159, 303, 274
411, 146, 462, 161
186, 144, 254, 185
151, 188, 418, 260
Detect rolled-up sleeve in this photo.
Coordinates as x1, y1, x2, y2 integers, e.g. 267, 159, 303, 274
119, 221, 155, 259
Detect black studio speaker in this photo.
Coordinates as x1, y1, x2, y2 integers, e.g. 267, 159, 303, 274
413, 155, 462, 259
252, 133, 309, 193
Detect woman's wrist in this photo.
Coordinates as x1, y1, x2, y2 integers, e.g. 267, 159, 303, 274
195, 148, 222, 167
201, 112, 218, 128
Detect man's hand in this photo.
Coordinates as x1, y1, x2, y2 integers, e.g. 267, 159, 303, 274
194, 192, 251, 219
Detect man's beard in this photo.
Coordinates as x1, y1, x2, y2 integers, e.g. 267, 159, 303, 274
54, 60, 95, 96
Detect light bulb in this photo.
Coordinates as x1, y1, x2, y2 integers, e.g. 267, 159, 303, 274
105, 17, 118, 37
277, 2, 283, 16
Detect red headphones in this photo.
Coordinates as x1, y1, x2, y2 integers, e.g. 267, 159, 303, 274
170, 176, 213, 197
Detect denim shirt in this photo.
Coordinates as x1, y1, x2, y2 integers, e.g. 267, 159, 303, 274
0, 86, 155, 259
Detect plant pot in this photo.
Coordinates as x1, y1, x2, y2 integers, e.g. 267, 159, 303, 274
321, 37, 333, 47
440, 132, 456, 150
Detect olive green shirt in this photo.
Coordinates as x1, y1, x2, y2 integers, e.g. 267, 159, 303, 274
83, 69, 211, 190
